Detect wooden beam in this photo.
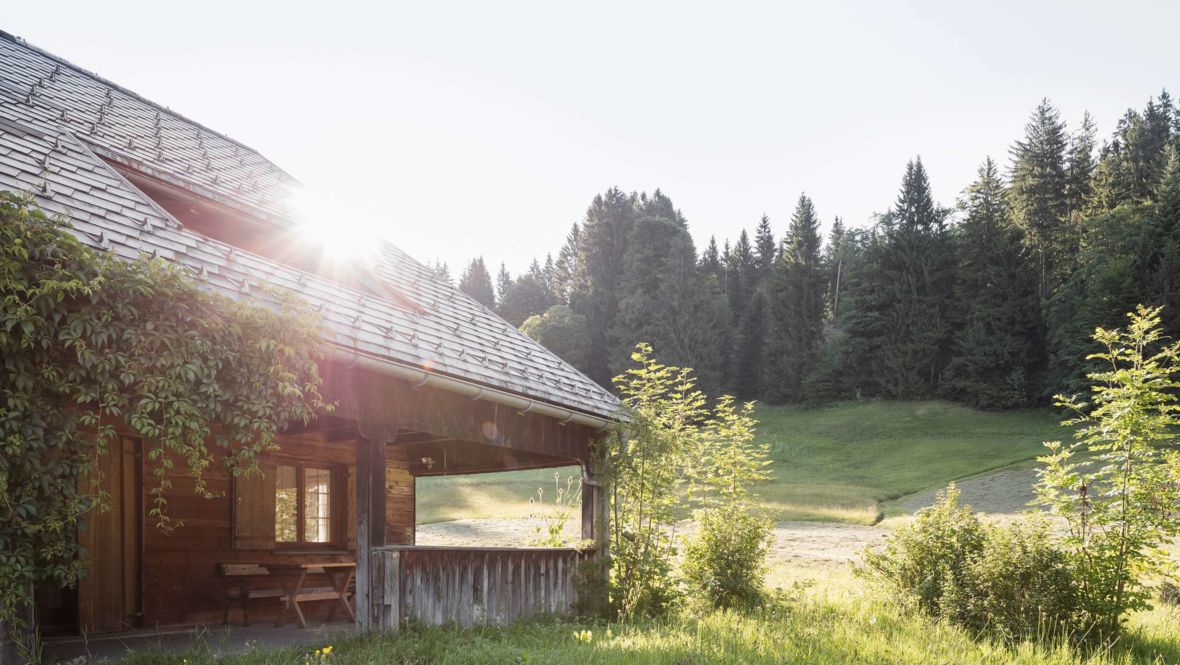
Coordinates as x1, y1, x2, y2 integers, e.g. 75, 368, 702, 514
354, 434, 388, 631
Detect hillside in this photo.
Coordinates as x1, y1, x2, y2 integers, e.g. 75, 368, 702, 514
417, 400, 1062, 526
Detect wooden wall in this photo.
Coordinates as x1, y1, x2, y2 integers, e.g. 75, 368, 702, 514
139, 435, 414, 626
367, 547, 588, 630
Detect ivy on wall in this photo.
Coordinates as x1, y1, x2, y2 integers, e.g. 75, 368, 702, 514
0, 192, 331, 629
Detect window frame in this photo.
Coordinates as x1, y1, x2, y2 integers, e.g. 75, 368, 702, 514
272, 459, 344, 551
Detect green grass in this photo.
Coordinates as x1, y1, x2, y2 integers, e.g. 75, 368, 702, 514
417, 400, 1063, 526
119, 570, 1180, 665
754, 400, 1062, 523
117, 400, 1177, 665
416, 467, 580, 524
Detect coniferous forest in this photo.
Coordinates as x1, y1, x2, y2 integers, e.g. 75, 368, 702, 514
451, 92, 1180, 408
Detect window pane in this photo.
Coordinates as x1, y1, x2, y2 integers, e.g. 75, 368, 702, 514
275, 465, 298, 543
304, 467, 332, 544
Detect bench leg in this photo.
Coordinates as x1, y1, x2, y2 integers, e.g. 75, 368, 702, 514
242, 594, 250, 628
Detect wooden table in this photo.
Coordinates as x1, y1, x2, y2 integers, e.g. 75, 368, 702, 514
267, 562, 356, 629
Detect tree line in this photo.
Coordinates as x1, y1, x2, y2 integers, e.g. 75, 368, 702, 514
446, 90, 1180, 409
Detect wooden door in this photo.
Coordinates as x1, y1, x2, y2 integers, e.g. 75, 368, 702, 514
78, 437, 141, 634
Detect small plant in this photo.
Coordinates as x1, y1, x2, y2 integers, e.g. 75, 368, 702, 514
681, 509, 773, 610
1035, 305, 1180, 637
527, 472, 581, 547
681, 396, 774, 610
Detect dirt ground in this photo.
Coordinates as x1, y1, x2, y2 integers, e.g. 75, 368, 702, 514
417, 463, 1044, 565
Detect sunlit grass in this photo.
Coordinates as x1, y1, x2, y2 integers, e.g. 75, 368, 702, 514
418, 400, 1063, 526
118, 566, 1180, 665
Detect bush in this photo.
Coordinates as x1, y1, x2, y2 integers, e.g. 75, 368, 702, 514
858, 484, 985, 617
958, 517, 1078, 642
682, 508, 773, 610
858, 485, 1079, 643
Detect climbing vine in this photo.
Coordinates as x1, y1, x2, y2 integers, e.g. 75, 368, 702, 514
0, 192, 330, 630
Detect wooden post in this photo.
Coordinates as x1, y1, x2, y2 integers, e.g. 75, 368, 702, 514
354, 435, 388, 631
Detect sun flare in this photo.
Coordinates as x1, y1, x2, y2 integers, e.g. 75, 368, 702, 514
290, 188, 382, 261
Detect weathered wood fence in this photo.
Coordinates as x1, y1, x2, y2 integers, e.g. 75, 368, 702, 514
366, 546, 588, 630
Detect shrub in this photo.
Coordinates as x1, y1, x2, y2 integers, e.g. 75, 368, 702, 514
858, 485, 1079, 643
682, 508, 773, 610
959, 517, 1078, 642
857, 484, 985, 617
1035, 305, 1180, 637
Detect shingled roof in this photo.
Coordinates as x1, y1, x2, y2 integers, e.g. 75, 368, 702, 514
0, 31, 619, 421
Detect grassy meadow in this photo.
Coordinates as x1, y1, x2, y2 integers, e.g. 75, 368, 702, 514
111, 400, 1180, 665
121, 569, 1180, 665
417, 400, 1063, 525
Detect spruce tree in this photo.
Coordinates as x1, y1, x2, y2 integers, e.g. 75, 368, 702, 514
495, 263, 512, 307
1145, 145, 1180, 333
570, 188, 636, 385
1065, 111, 1097, 220
613, 199, 728, 393
1090, 93, 1176, 211
944, 158, 1042, 408
762, 194, 826, 403
499, 274, 555, 327
1009, 99, 1070, 298
553, 223, 581, 304
701, 235, 723, 279
432, 260, 453, 285
871, 159, 956, 398
725, 230, 757, 320
823, 217, 846, 318
458, 257, 496, 309
754, 214, 776, 283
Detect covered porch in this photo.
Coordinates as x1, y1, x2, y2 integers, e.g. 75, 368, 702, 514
330, 357, 608, 632
34, 355, 608, 658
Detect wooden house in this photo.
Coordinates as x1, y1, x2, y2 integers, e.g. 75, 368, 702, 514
0, 30, 617, 642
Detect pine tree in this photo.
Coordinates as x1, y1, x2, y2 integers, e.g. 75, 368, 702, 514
725, 230, 757, 320
499, 274, 555, 327
869, 159, 957, 398
458, 257, 496, 309
729, 290, 765, 399
1144, 145, 1180, 333
823, 217, 846, 318
495, 263, 512, 306
753, 214, 776, 283
570, 188, 636, 385
613, 198, 728, 393
1065, 111, 1096, 220
701, 235, 723, 279
1089, 92, 1176, 211
432, 260, 453, 284
762, 194, 827, 402
1009, 99, 1070, 299
543, 254, 556, 298
552, 223, 581, 304
944, 158, 1042, 408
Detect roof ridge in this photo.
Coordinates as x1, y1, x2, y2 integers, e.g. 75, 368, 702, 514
0, 28, 293, 183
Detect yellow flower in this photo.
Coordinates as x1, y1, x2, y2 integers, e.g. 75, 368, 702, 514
323, 646, 333, 655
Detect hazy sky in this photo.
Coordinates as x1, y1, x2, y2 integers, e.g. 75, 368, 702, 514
5, 1, 1179, 275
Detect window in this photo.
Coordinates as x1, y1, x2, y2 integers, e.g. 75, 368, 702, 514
274, 463, 337, 547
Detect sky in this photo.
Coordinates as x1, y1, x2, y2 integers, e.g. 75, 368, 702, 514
5, 1, 1179, 276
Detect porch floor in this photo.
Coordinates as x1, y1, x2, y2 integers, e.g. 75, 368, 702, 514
44, 619, 355, 664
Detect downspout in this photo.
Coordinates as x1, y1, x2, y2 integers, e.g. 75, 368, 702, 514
329, 347, 613, 431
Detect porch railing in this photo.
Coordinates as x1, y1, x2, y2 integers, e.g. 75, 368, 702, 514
366, 546, 589, 630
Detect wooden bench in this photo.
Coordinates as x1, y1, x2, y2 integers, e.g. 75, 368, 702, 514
217, 563, 354, 628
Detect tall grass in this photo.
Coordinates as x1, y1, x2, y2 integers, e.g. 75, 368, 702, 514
118, 572, 1180, 665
